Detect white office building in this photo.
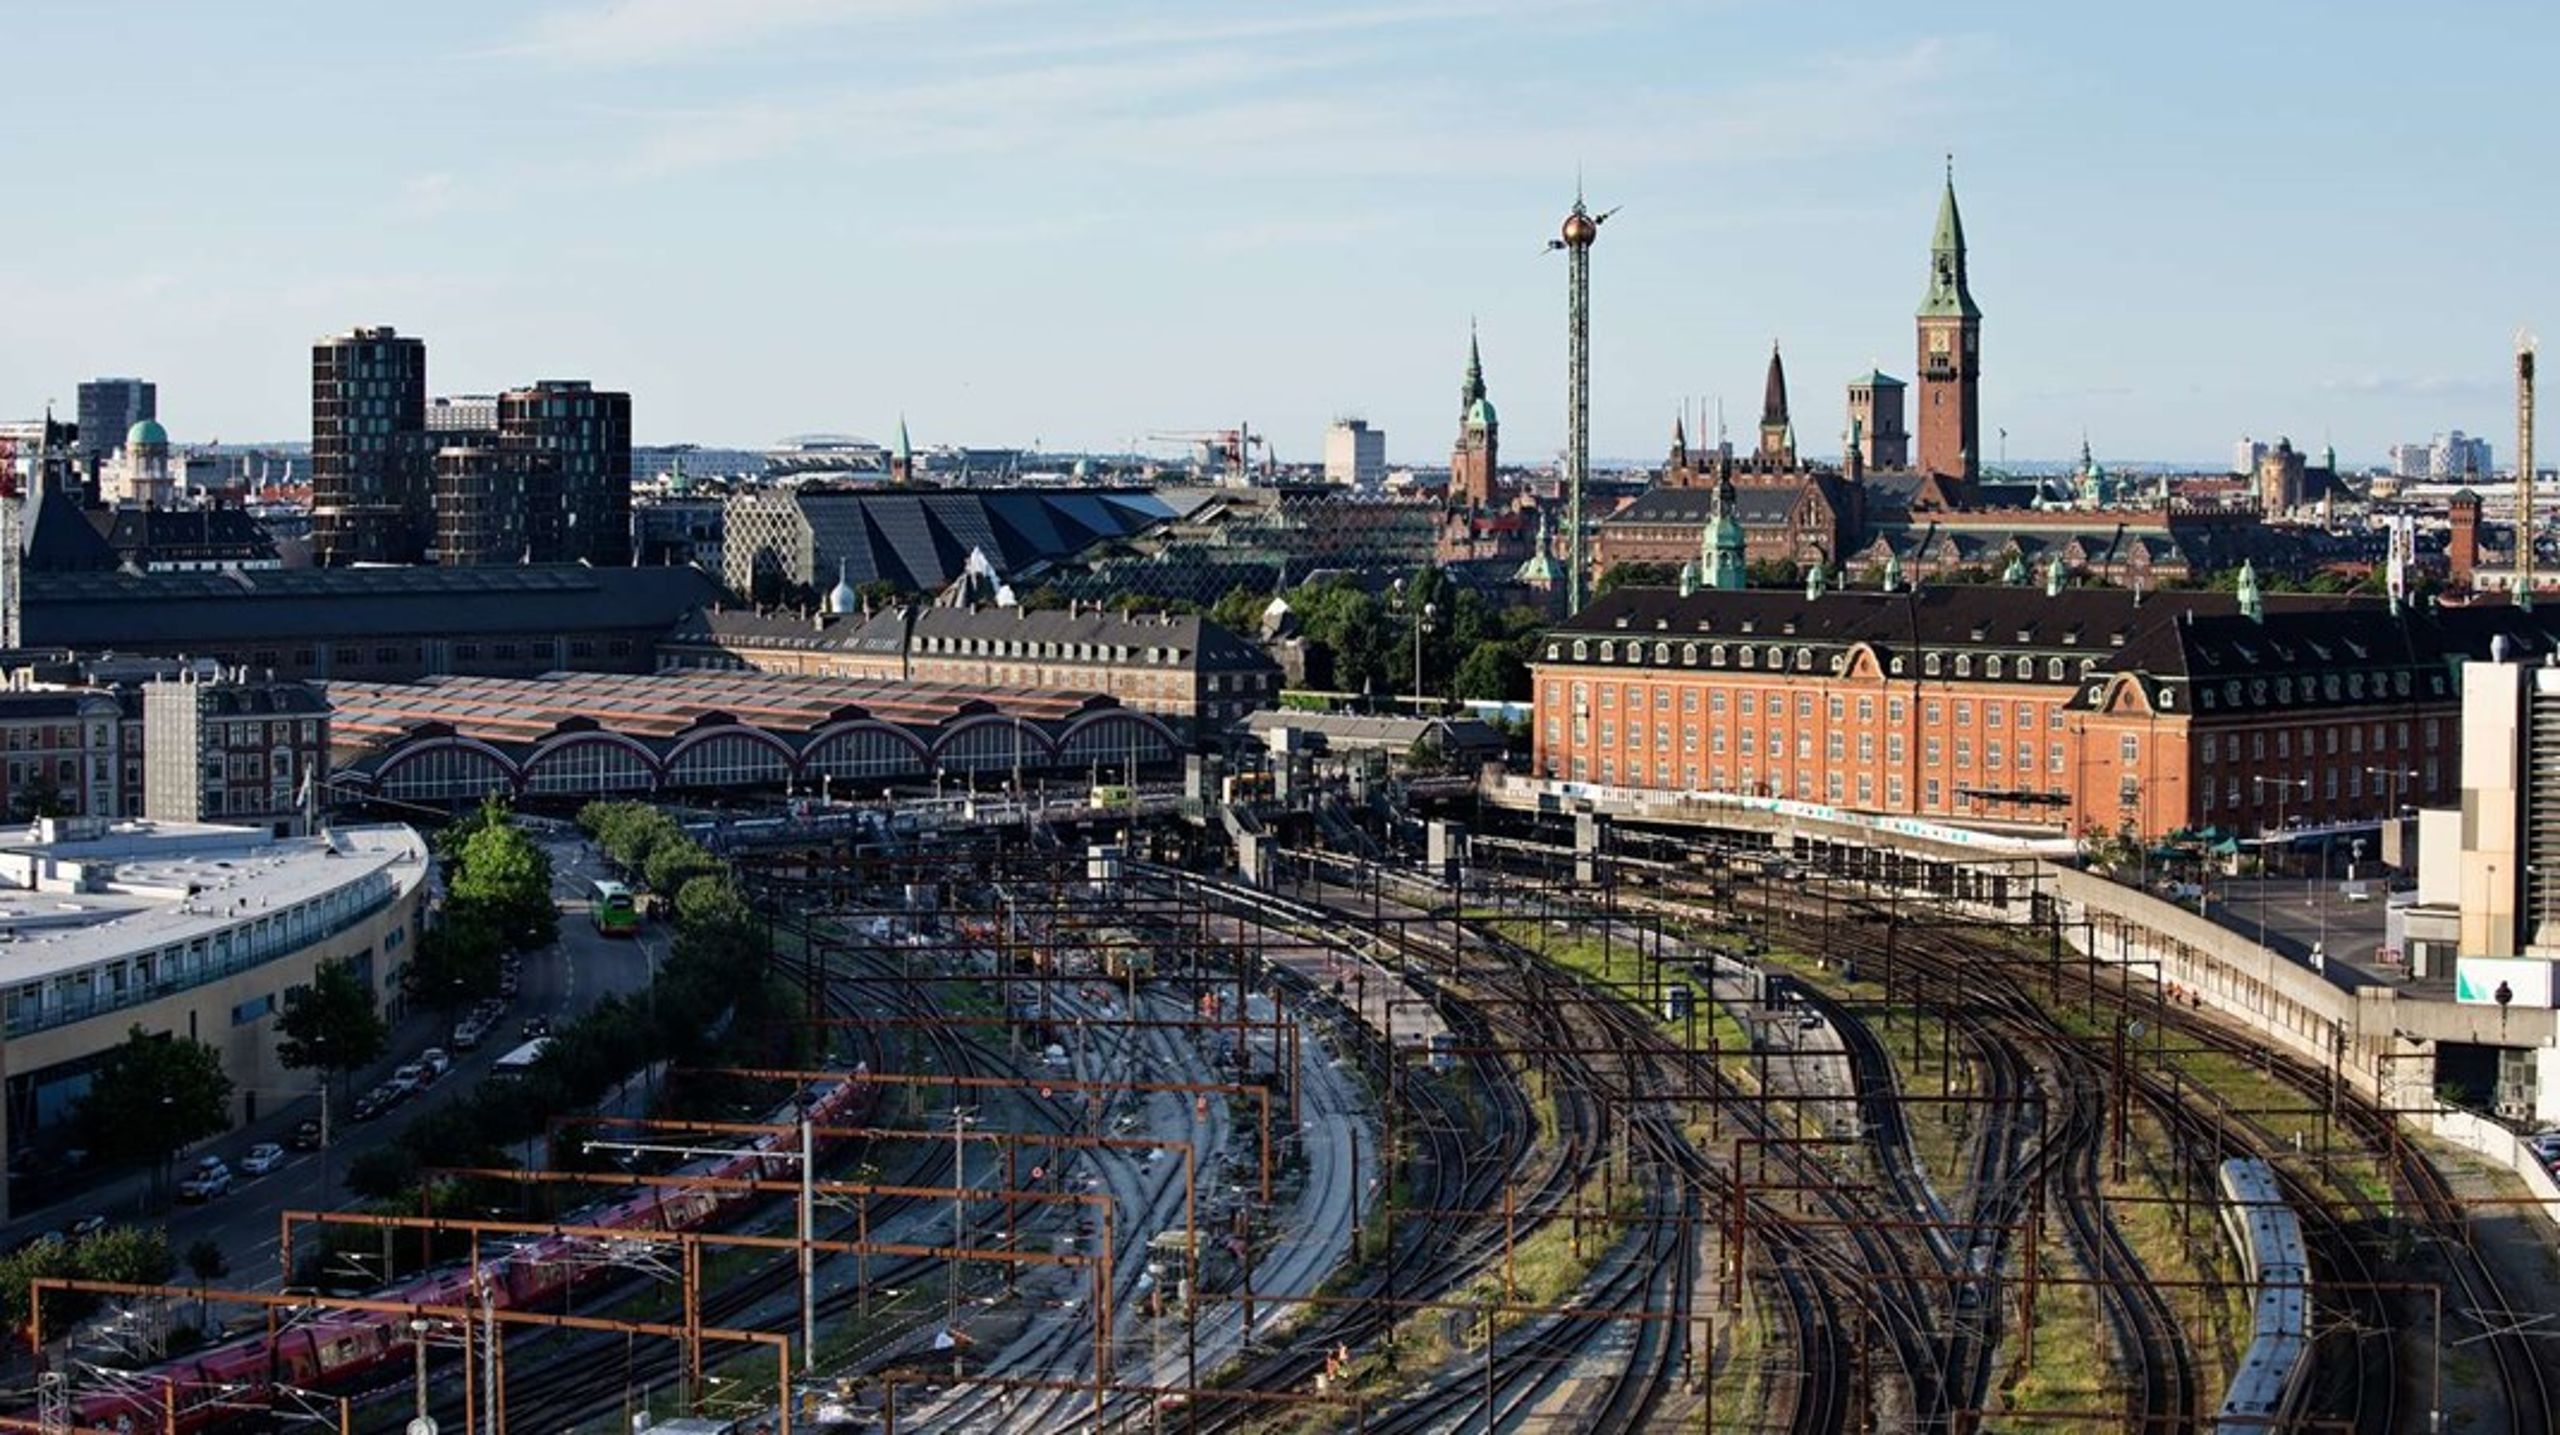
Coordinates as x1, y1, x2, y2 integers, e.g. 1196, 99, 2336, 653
1323, 419, 1386, 489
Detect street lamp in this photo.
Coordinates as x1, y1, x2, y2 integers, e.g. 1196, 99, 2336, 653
2251, 775, 2309, 970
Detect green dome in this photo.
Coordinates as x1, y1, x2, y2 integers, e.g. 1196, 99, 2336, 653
126, 418, 168, 449
1466, 396, 1498, 430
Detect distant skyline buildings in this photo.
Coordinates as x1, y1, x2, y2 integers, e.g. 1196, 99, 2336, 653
74, 378, 154, 464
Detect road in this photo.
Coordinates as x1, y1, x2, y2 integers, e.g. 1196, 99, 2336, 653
3, 834, 659, 1292
2200, 875, 2391, 987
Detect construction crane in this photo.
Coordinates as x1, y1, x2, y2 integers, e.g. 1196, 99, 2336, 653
1144, 423, 1266, 483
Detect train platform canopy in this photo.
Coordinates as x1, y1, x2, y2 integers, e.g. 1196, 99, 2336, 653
325, 668, 1187, 805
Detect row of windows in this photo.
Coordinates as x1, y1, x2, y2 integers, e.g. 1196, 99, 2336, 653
920, 634, 1190, 666
2199, 721, 2434, 764
1566, 682, 2066, 735
1552, 635, 2100, 684
2197, 760, 2441, 811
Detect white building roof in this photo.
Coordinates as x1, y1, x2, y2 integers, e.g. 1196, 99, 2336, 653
0, 821, 428, 997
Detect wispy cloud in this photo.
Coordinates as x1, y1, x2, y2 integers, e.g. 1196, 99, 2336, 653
392, 172, 463, 219
2317, 374, 2505, 399
499, 0, 964, 69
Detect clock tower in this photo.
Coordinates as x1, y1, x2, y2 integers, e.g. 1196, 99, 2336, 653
1915, 161, 1981, 483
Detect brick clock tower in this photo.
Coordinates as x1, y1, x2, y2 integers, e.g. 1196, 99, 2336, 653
1915, 163, 1981, 483
1451, 328, 1500, 509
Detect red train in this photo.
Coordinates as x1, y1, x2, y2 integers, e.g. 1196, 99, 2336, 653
68, 1077, 872, 1432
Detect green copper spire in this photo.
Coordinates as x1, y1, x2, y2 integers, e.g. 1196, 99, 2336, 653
895, 414, 913, 465
1706, 474, 1746, 591
1919, 156, 1980, 320
1461, 324, 1496, 430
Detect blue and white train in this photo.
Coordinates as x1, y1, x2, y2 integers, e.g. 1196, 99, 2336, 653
2214, 1156, 2312, 1433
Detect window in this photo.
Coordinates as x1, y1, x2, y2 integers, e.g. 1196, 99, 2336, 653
1956, 701, 1973, 724
1987, 704, 2003, 729
1710, 691, 1727, 713
1828, 697, 1845, 721
1888, 735, 1905, 763
1955, 739, 1972, 766
2202, 736, 2218, 765
1857, 734, 1874, 762
1925, 737, 1942, 765
1889, 698, 1905, 723
1858, 697, 1874, 722
1796, 696, 1813, 718
2120, 734, 2140, 762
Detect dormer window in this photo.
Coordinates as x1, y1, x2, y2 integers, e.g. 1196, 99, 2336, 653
1711, 644, 1728, 666
1955, 655, 1973, 678
1653, 642, 1671, 664
2047, 657, 2064, 680
1740, 646, 1757, 669
1924, 653, 1942, 676
1681, 642, 1698, 665
1572, 640, 1588, 660
1986, 656, 2005, 679
1600, 641, 1617, 663
1796, 646, 1813, 670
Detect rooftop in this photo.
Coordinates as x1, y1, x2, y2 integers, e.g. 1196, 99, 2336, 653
0, 821, 428, 995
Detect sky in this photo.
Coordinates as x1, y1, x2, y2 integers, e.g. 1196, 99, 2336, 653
2, 0, 2552, 468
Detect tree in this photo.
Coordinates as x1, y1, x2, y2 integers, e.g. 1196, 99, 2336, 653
9, 771, 69, 822
276, 958, 390, 1102
1450, 641, 1528, 703
1597, 561, 1681, 595
449, 799, 558, 950
405, 909, 505, 1013
184, 1239, 228, 1282
78, 1027, 232, 1198
642, 837, 724, 901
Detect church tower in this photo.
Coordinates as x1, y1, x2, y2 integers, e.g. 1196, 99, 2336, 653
1915, 161, 1981, 483
1451, 328, 1500, 509
1758, 342, 1793, 464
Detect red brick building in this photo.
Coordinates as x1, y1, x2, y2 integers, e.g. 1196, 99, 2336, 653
1527, 584, 2546, 840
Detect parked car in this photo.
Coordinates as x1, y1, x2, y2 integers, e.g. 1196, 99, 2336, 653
420, 1048, 452, 1080
521, 1016, 552, 1039
239, 1143, 285, 1177
66, 1215, 107, 1242
178, 1157, 232, 1201
289, 1118, 325, 1151
451, 1021, 485, 1052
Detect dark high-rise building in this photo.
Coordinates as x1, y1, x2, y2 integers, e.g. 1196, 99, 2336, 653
311, 326, 430, 565
436, 380, 631, 567
76, 378, 156, 463
431, 441, 521, 566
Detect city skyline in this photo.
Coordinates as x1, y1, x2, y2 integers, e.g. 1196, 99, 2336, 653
0, 1, 2550, 465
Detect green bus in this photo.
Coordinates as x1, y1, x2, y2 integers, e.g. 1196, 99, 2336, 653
590, 879, 639, 936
